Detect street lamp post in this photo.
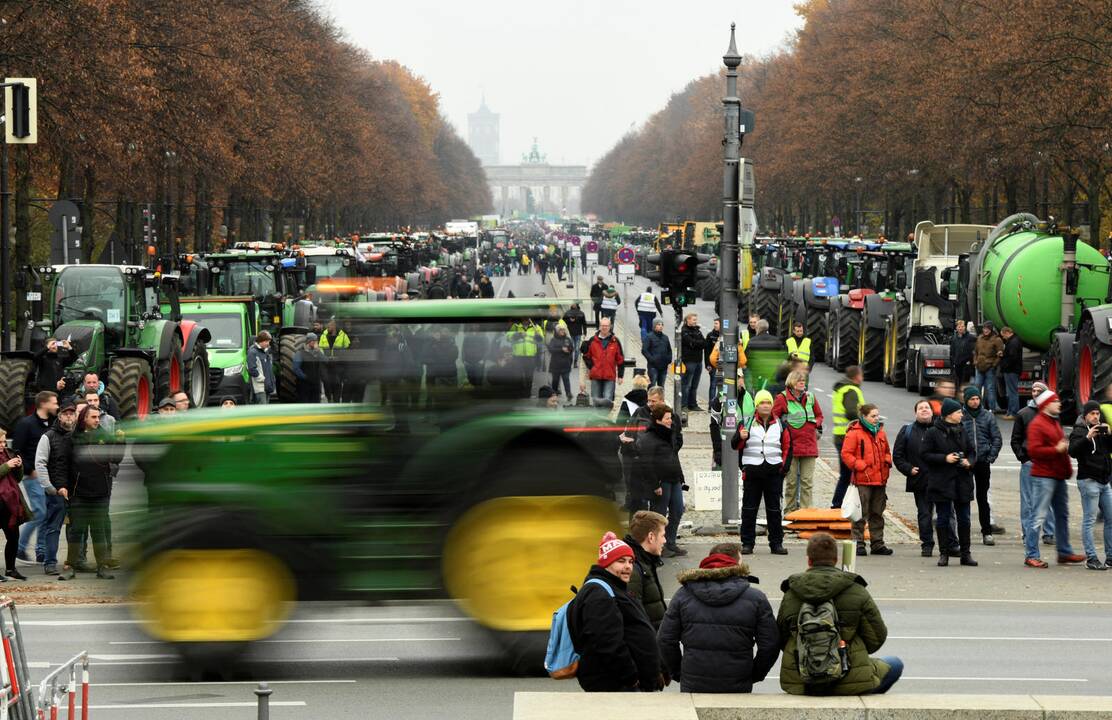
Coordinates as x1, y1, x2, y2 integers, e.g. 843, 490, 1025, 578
719, 25, 742, 525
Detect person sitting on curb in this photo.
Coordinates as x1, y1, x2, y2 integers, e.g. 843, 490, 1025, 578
776, 532, 903, 695
658, 543, 779, 693
567, 532, 664, 693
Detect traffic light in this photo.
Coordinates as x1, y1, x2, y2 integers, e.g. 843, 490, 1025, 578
646, 251, 664, 284
669, 251, 702, 292
3, 78, 37, 144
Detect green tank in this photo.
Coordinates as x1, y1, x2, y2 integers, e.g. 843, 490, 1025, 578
974, 225, 1110, 351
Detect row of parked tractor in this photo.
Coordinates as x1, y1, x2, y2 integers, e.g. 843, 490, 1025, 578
0, 233, 474, 427
727, 214, 1112, 423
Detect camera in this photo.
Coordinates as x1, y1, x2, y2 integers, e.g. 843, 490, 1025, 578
954, 452, 965, 460
1097, 424, 1110, 435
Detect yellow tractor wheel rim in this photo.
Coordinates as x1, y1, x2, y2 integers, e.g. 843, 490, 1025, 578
131, 549, 295, 642
443, 495, 620, 632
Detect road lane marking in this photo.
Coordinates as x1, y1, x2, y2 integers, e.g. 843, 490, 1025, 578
93, 680, 355, 687
86, 702, 306, 709
109, 637, 461, 645
890, 636, 1112, 642
903, 676, 1087, 682
41, 657, 399, 667
21, 616, 469, 627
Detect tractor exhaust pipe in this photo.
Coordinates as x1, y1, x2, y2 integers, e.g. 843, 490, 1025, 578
1061, 229, 1079, 331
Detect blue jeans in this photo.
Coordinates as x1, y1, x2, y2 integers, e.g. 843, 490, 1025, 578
1076, 478, 1112, 560
17, 478, 47, 561
1019, 462, 1054, 558
1003, 372, 1020, 415
647, 365, 667, 388
1029, 476, 1075, 557
681, 363, 702, 409
42, 494, 67, 567
869, 656, 904, 695
571, 335, 582, 366
652, 481, 685, 546
707, 370, 721, 404
972, 367, 997, 412
590, 379, 615, 406
637, 311, 655, 342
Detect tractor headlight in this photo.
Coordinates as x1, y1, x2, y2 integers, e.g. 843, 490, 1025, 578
224, 363, 244, 377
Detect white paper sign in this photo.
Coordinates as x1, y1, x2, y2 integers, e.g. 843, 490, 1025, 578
586, 252, 599, 265
617, 264, 634, 275
106, 309, 121, 323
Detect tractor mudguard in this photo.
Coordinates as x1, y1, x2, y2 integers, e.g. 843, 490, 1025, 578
1081, 307, 1112, 346
291, 299, 315, 329
863, 294, 895, 329
806, 277, 839, 308
0, 350, 35, 361
178, 320, 212, 364
113, 347, 155, 361
845, 288, 875, 310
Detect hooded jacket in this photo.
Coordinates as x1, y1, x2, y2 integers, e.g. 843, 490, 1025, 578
893, 418, 933, 492
776, 566, 890, 695
624, 534, 666, 629
546, 332, 574, 374
581, 333, 626, 382
567, 565, 662, 692
1010, 401, 1038, 463
1068, 418, 1112, 483
922, 417, 975, 503
563, 307, 587, 337
961, 405, 1002, 465
642, 330, 673, 370
658, 564, 779, 693
840, 420, 891, 487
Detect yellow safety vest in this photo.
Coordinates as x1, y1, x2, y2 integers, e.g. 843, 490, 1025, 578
786, 336, 812, 363
781, 390, 818, 429
741, 328, 750, 352
832, 383, 865, 437
319, 330, 350, 357
507, 323, 542, 357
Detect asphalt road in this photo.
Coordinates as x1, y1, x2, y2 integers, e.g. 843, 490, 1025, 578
17, 264, 1103, 718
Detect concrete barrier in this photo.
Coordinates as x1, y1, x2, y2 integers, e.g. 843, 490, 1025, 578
513, 692, 1112, 720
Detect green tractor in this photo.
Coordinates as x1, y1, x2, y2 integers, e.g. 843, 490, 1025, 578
0, 264, 209, 428
854, 242, 915, 381
180, 249, 316, 402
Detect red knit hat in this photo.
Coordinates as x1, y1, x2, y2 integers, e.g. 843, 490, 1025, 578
598, 532, 634, 568
698, 553, 739, 570
1036, 389, 1059, 411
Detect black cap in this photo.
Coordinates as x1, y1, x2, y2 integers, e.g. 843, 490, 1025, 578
58, 399, 77, 413
157, 397, 176, 409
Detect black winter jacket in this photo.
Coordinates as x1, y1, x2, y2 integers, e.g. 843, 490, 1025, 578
642, 331, 673, 370
624, 535, 666, 630
1001, 334, 1023, 374
658, 564, 779, 693
634, 423, 685, 498
893, 419, 933, 492
11, 413, 51, 469
680, 325, 705, 363
546, 334, 574, 374
563, 308, 587, 337
922, 418, 975, 503
1068, 419, 1112, 484
1011, 402, 1038, 463
567, 565, 662, 692
704, 329, 721, 368
70, 429, 124, 500
950, 332, 976, 367
961, 408, 1003, 465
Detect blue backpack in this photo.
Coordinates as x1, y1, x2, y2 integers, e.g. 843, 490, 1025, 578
544, 578, 614, 679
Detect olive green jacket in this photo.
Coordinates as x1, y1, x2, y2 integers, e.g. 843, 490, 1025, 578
776, 565, 890, 695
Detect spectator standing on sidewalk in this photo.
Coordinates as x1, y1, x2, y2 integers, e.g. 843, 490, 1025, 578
922, 398, 978, 567
1026, 389, 1085, 568
841, 404, 894, 557
599, 286, 620, 323
894, 400, 941, 557
0, 427, 28, 581
785, 322, 812, 368
563, 303, 587, 367
638, 404, 687, 558
831, 366, 865, 509
777, 532, 903, 695
1068, 401, 1112, 571
589, 276, 607, 326
60, 406, 121, 581
658, 544, 779, 693
773, 370, 824, 513
971, 321, 1004, 414
34, 399, 78, 576
960, 386, 1004, 546
704, 318, 722, 404
679, 314, 706, 412
731, 389, 790, 555
546, 323, 575, 401
999, 327, 1023, 418
949, 322, 976, 385
567, 532, 664, 693
1013, 381, 1055, 562
624, 511, 668, 630
580, 317, 626, 407
247, 331, 275, 404
641, 319, 672, 388
12, 391, 56, 567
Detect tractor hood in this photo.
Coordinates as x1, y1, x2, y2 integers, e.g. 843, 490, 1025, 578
810, 277, 839, 297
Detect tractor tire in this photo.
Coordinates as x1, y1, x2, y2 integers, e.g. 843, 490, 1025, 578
1075, 318, 1112, 406
1047, 333, 1077, 425
833, 306, 860, 372
184, 341, 210, 409
751, 286, 777, 330
156, 334, 184, 404
278, 333, 306, 403
700, 276, 721, 302
905, 349, 921, 394
0, 358, 33, 432
109, 357, 154, 420
884, 298, 910, 387
825, 297, 841, 370
857, 319, 885, 381
805, 305, 826, 364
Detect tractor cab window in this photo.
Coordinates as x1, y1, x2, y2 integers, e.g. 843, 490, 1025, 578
217, 261, 277, 297
54, 266, 127, 336
309, 255, 353, 280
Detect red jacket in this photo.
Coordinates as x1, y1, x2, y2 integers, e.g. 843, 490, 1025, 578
1027, 412, 1073, 480
771, 389, 824, 457
582, 333, 626, 382
840, 421, 892, 486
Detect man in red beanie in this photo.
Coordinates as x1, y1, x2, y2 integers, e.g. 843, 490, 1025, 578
658, 543, 779, 693
567, 532, 663, 692
1026, 390, 1085, 567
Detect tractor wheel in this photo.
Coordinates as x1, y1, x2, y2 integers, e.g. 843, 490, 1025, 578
1075, 319, 1112, 406
184, 341, 211, 409
1046, 333, 1077, 424
857, 318, 885, 381
109, 357, 154, 420
775, 280, 794, 338
834, 307, 860, 372
825, 298, 841, 370
905, 349, 920, 394
884, 298, 910, 387
0, 358, 33, 432
156, 334, 184, 403
278, 334, 306, 403
751, 286, 777, 329
805, 305, 826, 364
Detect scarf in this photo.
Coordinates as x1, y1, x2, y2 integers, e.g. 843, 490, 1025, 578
860, 418, 879, 434
966, 404, 982, 418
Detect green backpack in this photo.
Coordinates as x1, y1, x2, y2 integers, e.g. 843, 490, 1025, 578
796, 599, 847, 686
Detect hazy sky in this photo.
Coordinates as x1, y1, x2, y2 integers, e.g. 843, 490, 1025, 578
320, 1, 803, 168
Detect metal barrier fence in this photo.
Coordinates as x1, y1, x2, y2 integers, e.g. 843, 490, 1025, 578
35, 652, 88, 720
0, 597, 36, 720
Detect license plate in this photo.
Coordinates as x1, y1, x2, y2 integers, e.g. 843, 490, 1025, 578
925, 368, 950, 375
